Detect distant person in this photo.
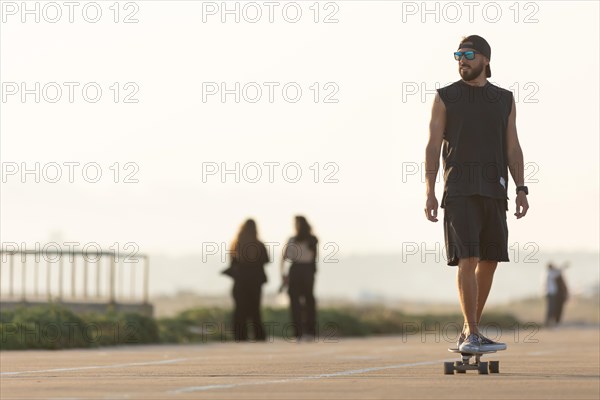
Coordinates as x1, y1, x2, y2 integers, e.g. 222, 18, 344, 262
555, 267, 569, 324
425, 35, 529, 352
281, 216, 318, 340
544, 263, 569, 326
225, 219, 270, 341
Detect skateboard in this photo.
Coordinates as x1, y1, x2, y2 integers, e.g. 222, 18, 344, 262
444, 348, 500, 375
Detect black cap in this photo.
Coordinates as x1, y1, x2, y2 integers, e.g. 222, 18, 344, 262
458, 35, 491, 77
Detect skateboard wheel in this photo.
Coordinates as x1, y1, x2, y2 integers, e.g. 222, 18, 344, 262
444, 362, 454, 375
478, 361, 489, 375
454, 361, 466, 374
489, 360, 500, 373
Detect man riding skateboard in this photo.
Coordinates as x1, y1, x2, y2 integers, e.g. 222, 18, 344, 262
425, 35, 529, 353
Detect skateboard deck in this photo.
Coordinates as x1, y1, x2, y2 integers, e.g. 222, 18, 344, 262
448, 347, 496, 355
444, 348, 500, 375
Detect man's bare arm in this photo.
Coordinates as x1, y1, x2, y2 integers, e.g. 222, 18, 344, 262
424, 93, 446, 222
506, 98, 524, 186
505, 98, 529, 218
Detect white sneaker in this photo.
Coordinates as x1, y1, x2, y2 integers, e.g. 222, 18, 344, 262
456, 332, 465, 349
459, 334, 482, 353
480, 335, 507, 351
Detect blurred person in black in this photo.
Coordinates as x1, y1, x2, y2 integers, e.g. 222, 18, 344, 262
555, 267, 569, 324
280, 216, 318, 340
544, 262, 570, 326
225, 219, 270, 341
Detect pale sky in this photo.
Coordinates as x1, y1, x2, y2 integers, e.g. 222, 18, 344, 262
2, 0, 599, 259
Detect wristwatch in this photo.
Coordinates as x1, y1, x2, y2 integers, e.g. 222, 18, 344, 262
516, 186, 528, 195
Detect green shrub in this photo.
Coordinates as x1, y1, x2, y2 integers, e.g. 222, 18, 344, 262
1, 304, 88, 350
1, 304, 160, 350
0, 303, 522, 350
80, 311, 160, 346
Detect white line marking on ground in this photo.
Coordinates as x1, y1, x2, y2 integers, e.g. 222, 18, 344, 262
336, 355, 380, 360
526, 350, 557, 356
170, 358, 452, 394
0, 358, 188, 376
0, 347, 338, 378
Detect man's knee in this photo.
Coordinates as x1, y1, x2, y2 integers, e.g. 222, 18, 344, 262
478, 260, 498, 269
458, 257, 479, 271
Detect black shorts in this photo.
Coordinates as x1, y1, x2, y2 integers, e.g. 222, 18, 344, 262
443, 195, 509, 266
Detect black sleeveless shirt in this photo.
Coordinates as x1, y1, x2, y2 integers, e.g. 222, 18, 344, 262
437, 80, 513, 209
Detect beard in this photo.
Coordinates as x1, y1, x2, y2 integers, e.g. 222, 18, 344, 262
459, 62, 485, 81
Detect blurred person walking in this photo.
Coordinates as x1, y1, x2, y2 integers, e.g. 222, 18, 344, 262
544, 263, 569, 326
281, 216, 318, 341
425, 35, 529, 352
555, 267, 569, 324
224, 219, 270, 341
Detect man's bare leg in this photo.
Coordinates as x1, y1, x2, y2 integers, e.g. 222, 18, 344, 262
474, 260, 507, 349
476, 260, 498, 324
457, 257, 480, 336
